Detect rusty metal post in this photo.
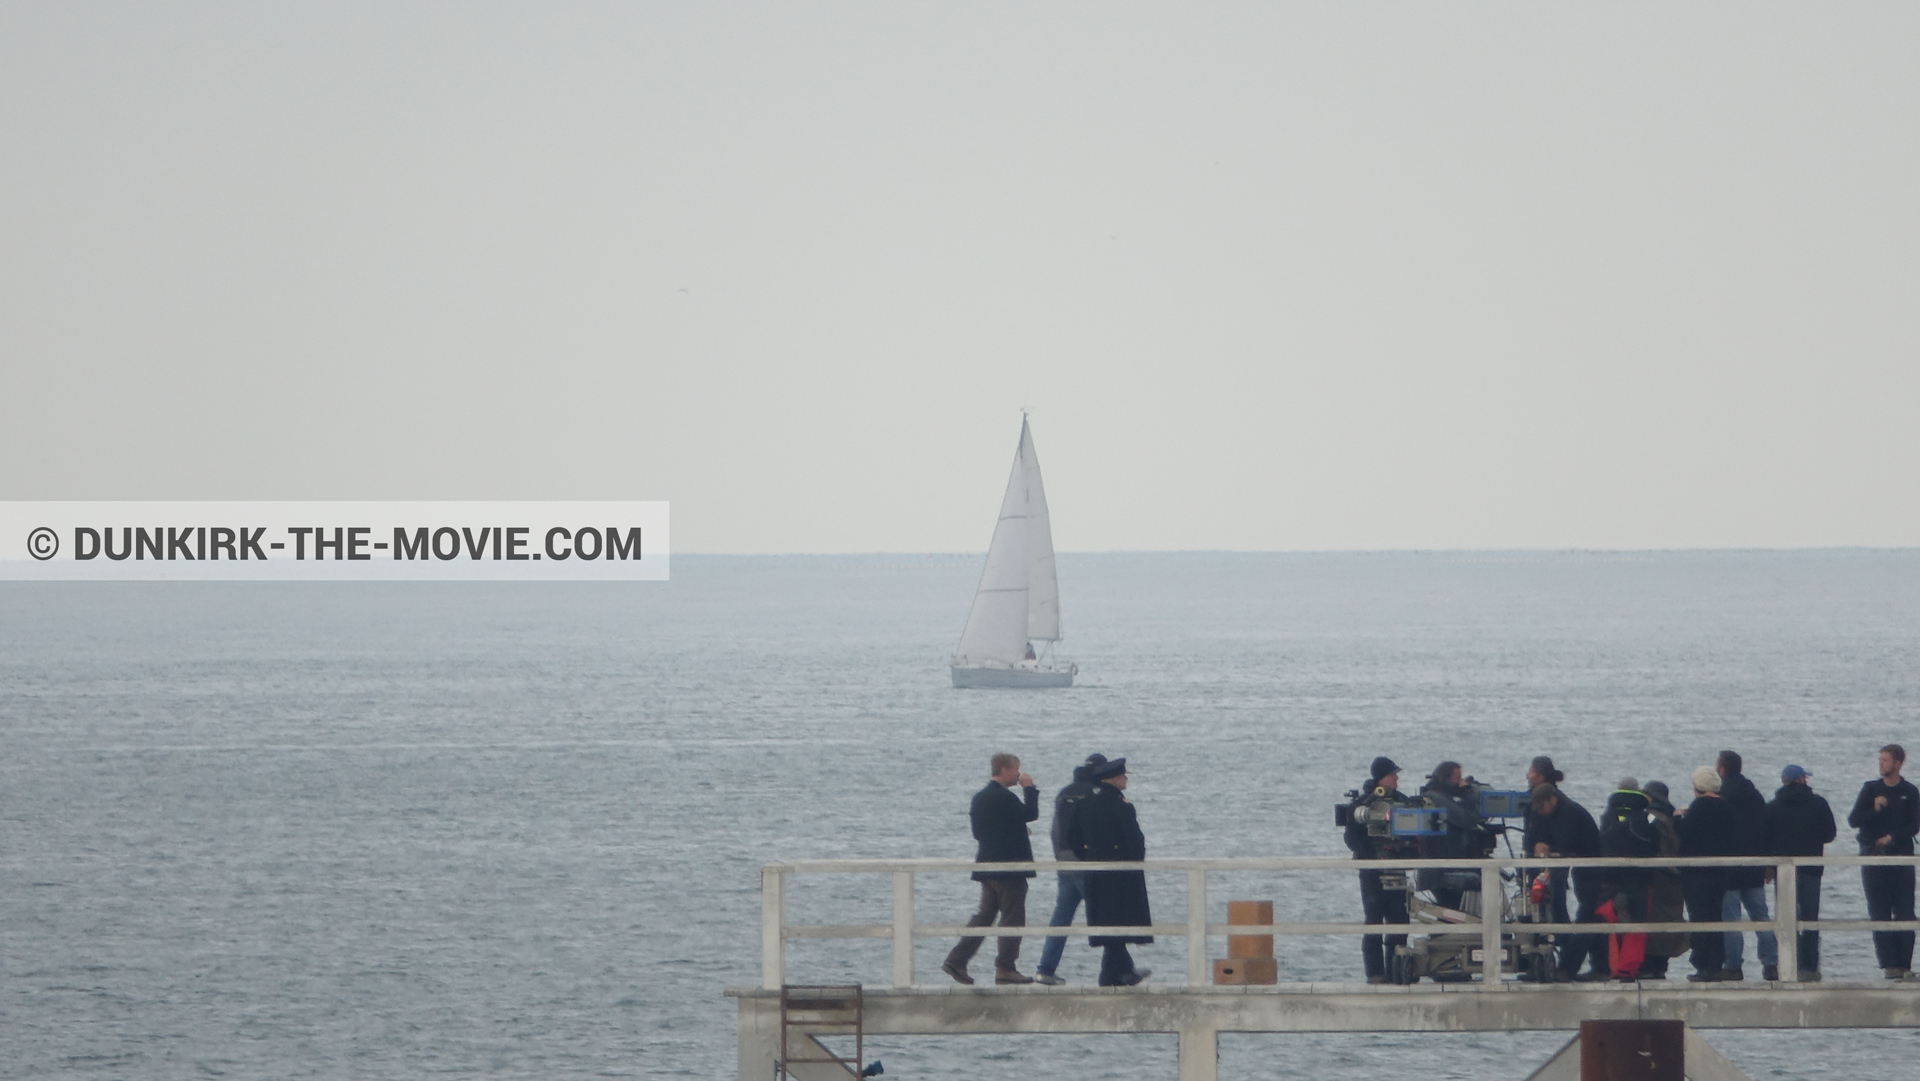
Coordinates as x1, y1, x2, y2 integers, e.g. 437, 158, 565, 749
1578, 1019, 1683, 1080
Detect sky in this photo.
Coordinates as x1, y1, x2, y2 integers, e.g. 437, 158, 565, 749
3, 4, 1916, 553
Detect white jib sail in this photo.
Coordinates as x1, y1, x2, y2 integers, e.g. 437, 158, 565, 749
954, 418, 1057, 667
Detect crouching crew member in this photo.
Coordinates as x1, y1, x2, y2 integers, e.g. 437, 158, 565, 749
1638, 781, 1690, 979
1597, 779, 1661, 981
1529, 783, 1605, 981
1346, 756, 1413, 984
1068, 757, 1154, 986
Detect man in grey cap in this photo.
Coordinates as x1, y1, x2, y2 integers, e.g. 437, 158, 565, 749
1033, 754, 1107, 985
1764, 764, 1837, 980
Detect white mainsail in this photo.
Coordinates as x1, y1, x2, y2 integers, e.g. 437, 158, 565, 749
954, 418, 1061, 667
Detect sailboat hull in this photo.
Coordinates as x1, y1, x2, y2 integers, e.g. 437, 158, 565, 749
950, 665, 1075, 689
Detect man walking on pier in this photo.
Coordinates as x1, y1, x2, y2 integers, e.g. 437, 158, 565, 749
1068, 757, 1154, 986
942, 753, 1041, 986
1034, 753, 1108, 986
1848, 744, 1920, 980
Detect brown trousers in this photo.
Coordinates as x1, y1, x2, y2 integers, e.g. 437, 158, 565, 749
946, 877, 1029, 971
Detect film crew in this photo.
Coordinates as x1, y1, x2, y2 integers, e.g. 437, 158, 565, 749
1417, 761, 1495, 911
1847, 744, 1920, 980
1637, 781, 1690, 979
1033, 753, 1108, 986
1528, 783, 1606, 981
1596, 779, 1661, 981
941, 753, 1041, 986
1715, 750, 1778, 981
1676, 766, 1739, 981
1345, 756, 1414, 984
1763, 765, 1837, 981
1521, 756, 1572, 959
1067, 758, 1153, 987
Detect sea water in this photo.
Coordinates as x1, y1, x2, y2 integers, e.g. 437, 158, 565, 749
3, 551, 1918, 1080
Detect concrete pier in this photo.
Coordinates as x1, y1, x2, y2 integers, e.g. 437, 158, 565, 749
732, 981, 1920, 1080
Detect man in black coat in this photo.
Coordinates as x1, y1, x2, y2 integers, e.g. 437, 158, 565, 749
1034, 753, 1107, 985
941, 752, 1041, 985
1847, 743, 1920, 979
1763, 764, 1837, 980
1715, 750, 1778, 980
1067, 757, 1153, 986
1529, 784, 1605, 980
1347, 756, 1414, 983
1676, 766, 1740, 980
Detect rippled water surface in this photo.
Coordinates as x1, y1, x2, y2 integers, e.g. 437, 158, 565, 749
4, 552, 1919, 1079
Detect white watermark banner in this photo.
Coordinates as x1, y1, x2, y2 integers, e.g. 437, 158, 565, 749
0, 501, 668, 580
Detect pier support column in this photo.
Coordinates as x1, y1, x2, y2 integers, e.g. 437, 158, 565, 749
736, 996, 781, 1081
1177, 1022, 1218, 1081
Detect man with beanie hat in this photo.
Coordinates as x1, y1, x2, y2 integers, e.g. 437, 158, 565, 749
1763, 764, 1837, 980
1346, 757, 1413, 983
1677, 766, 1739, 980
1034, 754, 1108, 985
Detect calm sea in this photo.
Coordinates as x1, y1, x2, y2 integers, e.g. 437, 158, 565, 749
4, 551, 1918, 1079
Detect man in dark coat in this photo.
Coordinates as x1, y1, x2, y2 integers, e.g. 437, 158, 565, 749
1529, 784, 1605, 980
1715, 750, 1778, 980
941, 752, 1041, 985
1637, 781, 1690, 978
1847, 743, 1920, 978
1067, 757, 1153, 986
1676, 766, 1740, 980
1034, 753, 1107, 985
1347, 756, 1414, 983
1763, 764, 1837, 980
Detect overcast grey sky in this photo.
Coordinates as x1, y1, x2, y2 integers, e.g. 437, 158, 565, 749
3, 4, 1915, 552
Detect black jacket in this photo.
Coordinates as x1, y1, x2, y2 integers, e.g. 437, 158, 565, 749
1599, 790, 1660, 894
1718, 771, 1769, 889
1676, 794, 1740, 878
1847, 777, 1920, 856
1532, 794, 1603, 858
1069, 782, 1153, 945
1762, 783, 1837, 858
969, 780, 1040, 881
1049, 773, 1102, 861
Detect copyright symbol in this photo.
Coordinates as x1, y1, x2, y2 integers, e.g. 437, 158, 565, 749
27, 527, 59, 560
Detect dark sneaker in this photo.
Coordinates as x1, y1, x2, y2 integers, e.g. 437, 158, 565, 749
1720, 968, 1744, 981
994, 968, 1033, 985
1034, 972, 1065, 986
1885, 967, 1910, 980
1686, 970, 1722, 983
1761, 965, 1779, 981
1800, 970, 1822, 983
1551, 969, 1575, 983
941, 960, 973, 985
1366, 975, 1390, 985
1118, 968, 1151, 987
1573, 971, 1610, 982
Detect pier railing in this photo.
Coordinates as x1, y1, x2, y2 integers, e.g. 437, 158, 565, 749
759, 855, 1920, 989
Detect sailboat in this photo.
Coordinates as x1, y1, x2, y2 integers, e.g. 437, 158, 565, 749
950, 417, 1077, 688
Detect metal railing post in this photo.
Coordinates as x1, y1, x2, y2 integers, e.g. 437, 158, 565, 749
761, 866, 785, 990
1480, 863, 1503, 983
1774, 857, 1798, 983
1187, 869, 1208, 986
892, 870, 915, 987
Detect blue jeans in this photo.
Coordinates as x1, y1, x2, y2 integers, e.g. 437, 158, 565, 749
1036, 871, 1087, 976
1722, 884, 1778, 970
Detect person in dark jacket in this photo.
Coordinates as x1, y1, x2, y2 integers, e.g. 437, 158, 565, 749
1763, 764, 1838, 980
1417, 761, 1493, 911
1847, 744, 1920, 979
1034, 753, 1107, 985
1348, 756, 1414, 983
1067, 757, 1153, 986
941, 752, 1041, 985
1597, 780, 1661, 980
1529, 783, 1606, 980
1522, 757, 1572, 934
1715, 750, 1778, 979
1637, 781, 1689, 978
1676, 766, 1740, 980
